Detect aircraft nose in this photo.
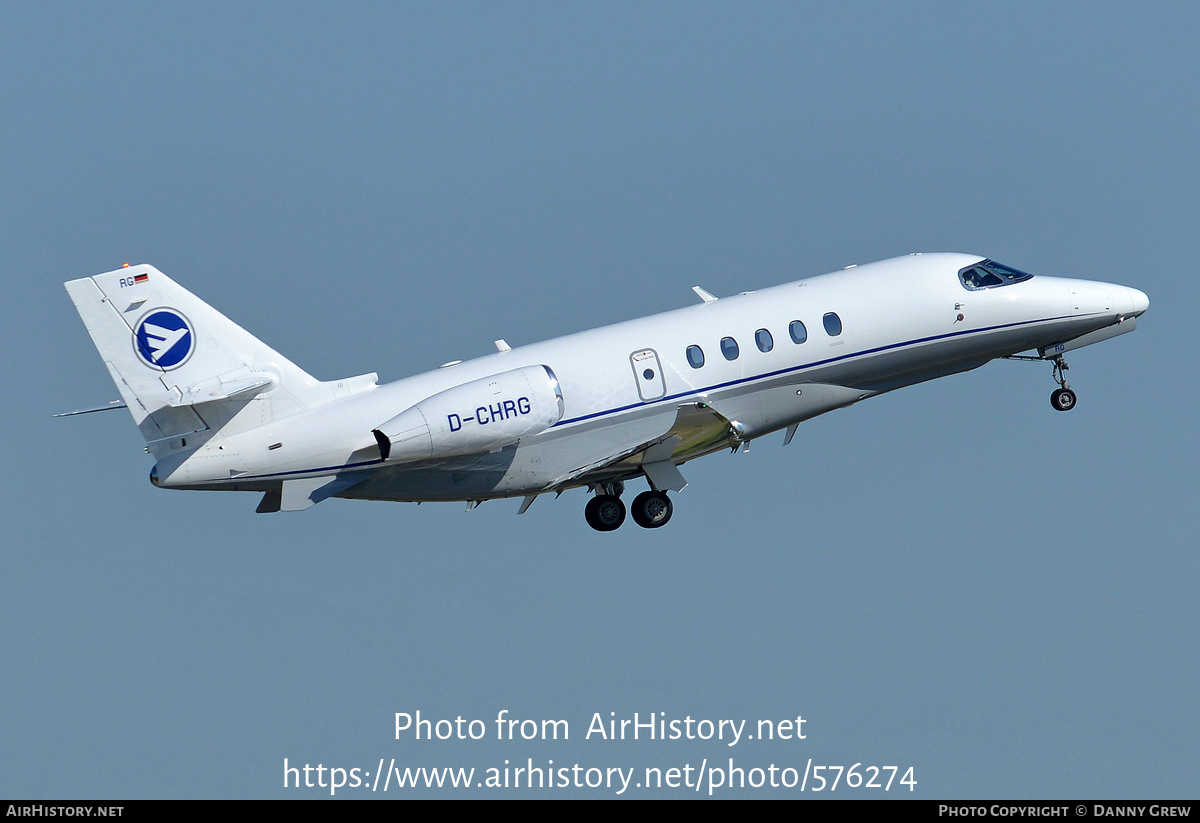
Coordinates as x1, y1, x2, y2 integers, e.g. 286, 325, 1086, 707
1127, 286, 1150, 317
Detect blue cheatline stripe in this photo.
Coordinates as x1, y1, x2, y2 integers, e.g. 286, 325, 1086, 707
220, 458, 385, 483
216, 311, 1098, 484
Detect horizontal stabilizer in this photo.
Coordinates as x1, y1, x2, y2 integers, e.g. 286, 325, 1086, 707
172, 372, 276, 407
53, 400, 128, 418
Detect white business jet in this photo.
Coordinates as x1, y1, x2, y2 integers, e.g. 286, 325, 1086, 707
61, 253, 1148, 531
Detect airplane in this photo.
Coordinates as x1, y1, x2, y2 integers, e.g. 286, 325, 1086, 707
60, 253, 1148, 531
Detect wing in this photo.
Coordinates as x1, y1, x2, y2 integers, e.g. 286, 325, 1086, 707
547, 402, 740, 492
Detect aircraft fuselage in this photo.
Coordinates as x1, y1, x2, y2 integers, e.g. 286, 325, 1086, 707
137, 253, 1146, 509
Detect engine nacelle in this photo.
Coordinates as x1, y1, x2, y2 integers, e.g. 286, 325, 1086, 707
373, 365, 565, 463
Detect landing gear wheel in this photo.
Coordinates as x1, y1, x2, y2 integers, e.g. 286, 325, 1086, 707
631, 490, 673, 529
585, 494, 626, 532
1050, 387, 1077, 412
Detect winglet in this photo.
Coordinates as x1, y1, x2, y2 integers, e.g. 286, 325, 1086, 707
692, 286, 718, 303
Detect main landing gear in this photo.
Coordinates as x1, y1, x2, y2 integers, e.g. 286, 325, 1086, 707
630, 490, 673, 529
1049, 355, 1077, 412
584, 494, 626, 532
584, 482, 674, 532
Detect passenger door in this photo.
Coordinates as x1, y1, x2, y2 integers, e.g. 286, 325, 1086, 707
629, 349, 666, 401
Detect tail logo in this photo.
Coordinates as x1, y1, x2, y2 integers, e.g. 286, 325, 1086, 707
134, 309, 194, 369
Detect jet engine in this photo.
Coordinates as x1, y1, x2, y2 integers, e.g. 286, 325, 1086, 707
372, 365, 564, 463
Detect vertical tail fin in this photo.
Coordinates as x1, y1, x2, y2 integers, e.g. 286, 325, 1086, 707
65, 264, 359, 447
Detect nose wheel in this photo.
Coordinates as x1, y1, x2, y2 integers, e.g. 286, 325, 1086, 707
1051, 386, 1077, 411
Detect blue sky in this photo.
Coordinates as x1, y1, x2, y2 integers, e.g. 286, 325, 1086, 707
2, 2, 1196, 798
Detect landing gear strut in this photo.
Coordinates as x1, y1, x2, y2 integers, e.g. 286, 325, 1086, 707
1049, 355, 1077, 412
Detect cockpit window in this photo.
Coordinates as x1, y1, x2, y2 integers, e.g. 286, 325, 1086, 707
959, 259, 1034, 291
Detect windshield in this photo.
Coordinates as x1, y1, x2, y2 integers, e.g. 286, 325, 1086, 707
958, 259, 1035, 291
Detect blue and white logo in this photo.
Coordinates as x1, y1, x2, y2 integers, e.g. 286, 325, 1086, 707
134, 310, 194, 369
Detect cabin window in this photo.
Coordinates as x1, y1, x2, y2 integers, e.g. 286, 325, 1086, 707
686, 345, 705, 369
721, 337, 740, 360
755, 328, 773, 352
789, 320, 807, 344
823, 312, 842, 337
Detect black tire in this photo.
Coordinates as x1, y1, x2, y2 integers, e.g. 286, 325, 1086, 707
1050, 387, 1077, 412
585, 495, 626, 531
630, 490, 673, 529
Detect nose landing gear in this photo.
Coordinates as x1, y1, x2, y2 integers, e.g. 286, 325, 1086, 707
1049, 355, 1077, 412
1004, 351, 1080, 412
